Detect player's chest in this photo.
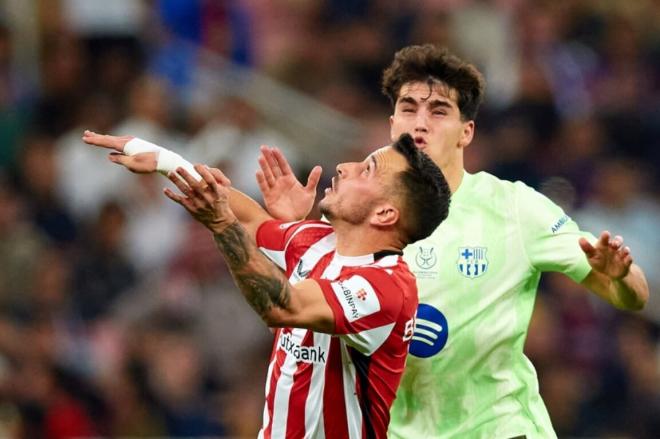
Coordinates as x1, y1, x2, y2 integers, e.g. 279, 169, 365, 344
403, 206, 520, 297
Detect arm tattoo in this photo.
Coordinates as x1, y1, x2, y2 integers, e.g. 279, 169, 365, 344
214, 221, 292, 319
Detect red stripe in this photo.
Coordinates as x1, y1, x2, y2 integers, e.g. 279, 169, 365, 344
323, 338, 348, 438
264, 333, 288, 439
284, 227, 334, 278
284, 331, 314, 439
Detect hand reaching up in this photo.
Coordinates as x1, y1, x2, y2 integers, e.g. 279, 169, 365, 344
256, 145, 321, 221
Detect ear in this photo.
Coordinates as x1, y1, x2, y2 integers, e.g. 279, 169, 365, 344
370, 203, 400, 227
389, 115, 395, 140
458, 120, 475, 149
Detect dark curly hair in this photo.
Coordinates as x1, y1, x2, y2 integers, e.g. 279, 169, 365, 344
382, 44, 486, 121
392, 133, 451, 244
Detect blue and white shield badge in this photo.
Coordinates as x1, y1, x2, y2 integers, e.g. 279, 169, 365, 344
457, 247, 488, 278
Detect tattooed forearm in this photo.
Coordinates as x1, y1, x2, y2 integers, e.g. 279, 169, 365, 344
214, 222, 292, 320
236, 273, 292, 317
214, 221, 250, 267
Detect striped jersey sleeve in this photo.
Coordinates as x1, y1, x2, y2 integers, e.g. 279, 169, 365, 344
256, 219, 333, 275
318, 267, 406, 355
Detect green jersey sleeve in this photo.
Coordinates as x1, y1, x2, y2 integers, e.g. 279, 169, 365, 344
515, 182, 595, 283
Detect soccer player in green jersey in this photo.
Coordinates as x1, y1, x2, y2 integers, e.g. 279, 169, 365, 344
252, 44, 650, 438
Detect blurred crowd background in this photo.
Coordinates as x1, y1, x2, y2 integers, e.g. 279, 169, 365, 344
0, 0, 658, 438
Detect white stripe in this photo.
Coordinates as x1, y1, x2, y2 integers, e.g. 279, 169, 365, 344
371, 254, 400, 268
341, 342, 362, 439
304, 332, 330, 438
259, 334, 279, 436
288, 233, 337, 283
414, 326, 440, 339
271, 328, 308, 438
259, 247, 286, 270
416, 319, 443, 332
341, 322, 395, 355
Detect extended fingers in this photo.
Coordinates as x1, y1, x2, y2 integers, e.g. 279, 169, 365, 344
163, 187, 194, 211
258, 152, 276, 186
579, 237, 596, 257
305, 166, 322, 192
597, 231, 611, 248
82, 130, 130, 152
195, 164, 224, 200
272, 147, 293, 176
83, 130, 113, 148
609, 235, 623, 250
208, 167, 231, 186
168, 171, 194, 197
262, 145, 283, 177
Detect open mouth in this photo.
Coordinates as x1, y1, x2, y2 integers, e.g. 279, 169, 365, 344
414, 136, 427, 148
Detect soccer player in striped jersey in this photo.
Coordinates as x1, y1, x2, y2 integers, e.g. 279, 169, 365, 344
252, 45, 650, 439
83, 130, 451, 438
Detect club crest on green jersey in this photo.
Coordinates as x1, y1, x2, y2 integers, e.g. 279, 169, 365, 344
457, 247, 488, 278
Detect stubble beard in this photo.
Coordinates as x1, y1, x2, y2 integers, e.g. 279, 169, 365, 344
319, 198, 372, 226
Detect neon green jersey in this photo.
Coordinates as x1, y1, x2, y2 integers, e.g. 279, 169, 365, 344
389, 171, 595, 439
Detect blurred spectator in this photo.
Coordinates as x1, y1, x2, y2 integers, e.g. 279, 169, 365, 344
187, 95, 302, 198
0, 174, 48, 314
55, 92, 124, 221
71, 201, 136, 322
31, 33, 87, 137
17, 134, 78, 245
0, 24, 30, 171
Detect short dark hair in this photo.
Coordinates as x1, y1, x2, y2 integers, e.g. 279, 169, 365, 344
382, 44, 486, 121
392, 133, 450, 244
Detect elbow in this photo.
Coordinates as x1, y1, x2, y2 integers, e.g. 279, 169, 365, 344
260, 307, 293, 328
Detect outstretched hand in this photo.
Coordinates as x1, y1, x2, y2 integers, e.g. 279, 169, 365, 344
164, 165, 235, 234
82, 130, 157, 173
256, 145, 321, 221
579, 231, 633, 280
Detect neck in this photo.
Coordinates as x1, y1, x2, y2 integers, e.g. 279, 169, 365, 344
331, 222, 402, 256
443, 156, 465, 194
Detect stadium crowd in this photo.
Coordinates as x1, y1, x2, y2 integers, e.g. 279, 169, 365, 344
0, 0, 658, 437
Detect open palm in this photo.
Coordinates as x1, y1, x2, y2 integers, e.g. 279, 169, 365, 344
256, 145, 321, 221
579, 232, 633, 280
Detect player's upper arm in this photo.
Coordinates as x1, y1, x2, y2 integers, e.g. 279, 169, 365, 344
265, 279, 335, 333
515, 182, 594, 282
319, 270, 407, 355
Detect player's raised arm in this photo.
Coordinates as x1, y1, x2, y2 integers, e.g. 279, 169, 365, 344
579, 231, 649, 310
83, 130, 270, 239
165, 164, 334, 332
256, 145, 321, 221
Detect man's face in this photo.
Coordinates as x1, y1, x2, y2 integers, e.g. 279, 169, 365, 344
389, 81, 474, 170
319, 146, 407, 225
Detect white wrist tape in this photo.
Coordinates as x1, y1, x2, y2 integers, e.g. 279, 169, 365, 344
157, 149, 202, 181
124, 137, 163, 155
124, 137, 202, 181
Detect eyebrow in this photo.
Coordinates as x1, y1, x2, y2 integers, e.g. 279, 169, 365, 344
428, 100, 453, 110
398, 96, 454, 110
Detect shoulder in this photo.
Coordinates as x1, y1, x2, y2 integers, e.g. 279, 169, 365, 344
348, 257, 417, 301
459, 171, 522, 202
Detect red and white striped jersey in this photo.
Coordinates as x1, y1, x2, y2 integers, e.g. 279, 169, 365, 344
255, 219, 419, 439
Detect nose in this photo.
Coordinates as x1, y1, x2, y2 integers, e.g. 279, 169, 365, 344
336, 162, 358, 178
415, 110, 429, 133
